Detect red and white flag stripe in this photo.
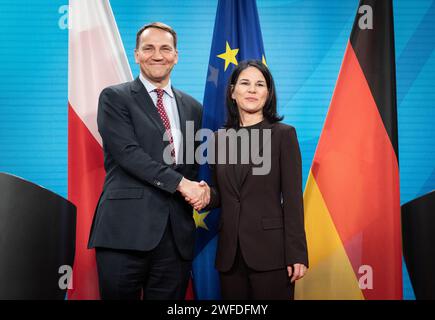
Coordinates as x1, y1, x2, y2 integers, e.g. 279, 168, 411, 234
68, 0, 132, 299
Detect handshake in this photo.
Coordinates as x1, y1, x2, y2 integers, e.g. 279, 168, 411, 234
176, 177, 210, 211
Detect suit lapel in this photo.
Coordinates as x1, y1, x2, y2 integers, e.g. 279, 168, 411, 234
227, 138, 242, 198
214, 131, 240, 197
131, 77, 166, 138
173, 88, 187, 166
238, 120, 274, 190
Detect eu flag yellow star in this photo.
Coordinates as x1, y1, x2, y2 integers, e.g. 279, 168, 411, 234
217, 41, 239, 71
262, 54, 268, 67
193, 209, 210, 230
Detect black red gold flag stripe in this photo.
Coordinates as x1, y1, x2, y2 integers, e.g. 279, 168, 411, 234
295, 0, 402, 299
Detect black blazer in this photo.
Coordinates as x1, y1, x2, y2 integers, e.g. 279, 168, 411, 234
88, 77, 202, 260
207, 120, 308, 272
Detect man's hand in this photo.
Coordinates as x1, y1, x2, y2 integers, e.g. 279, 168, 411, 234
191, 180, 210, 211
287, 263, 307, 283
177, 178, 210, 211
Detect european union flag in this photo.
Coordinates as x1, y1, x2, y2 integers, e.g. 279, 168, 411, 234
192, 0, 266, 300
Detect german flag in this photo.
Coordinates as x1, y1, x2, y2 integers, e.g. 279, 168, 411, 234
295, 0, 402, 299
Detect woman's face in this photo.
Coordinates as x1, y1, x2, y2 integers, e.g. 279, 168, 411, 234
231, 66, 269, 116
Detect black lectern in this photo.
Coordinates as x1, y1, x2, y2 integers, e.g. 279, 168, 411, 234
402, 190, 435, 300
0, 173, 76, 299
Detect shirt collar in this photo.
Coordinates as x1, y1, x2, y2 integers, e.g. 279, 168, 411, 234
139, 73, 174, 98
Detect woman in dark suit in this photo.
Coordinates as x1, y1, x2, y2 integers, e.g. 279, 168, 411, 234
189, 60, 308, 300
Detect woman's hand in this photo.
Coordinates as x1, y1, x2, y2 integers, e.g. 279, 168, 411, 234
287, 263, 307, 283
181, 179, 210, 211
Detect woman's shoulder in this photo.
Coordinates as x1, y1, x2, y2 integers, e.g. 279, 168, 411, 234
271, 121, 296, 133
212, 122, 297, 135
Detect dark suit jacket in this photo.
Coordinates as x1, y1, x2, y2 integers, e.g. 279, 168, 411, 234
88, 77, 202, 260
207, 120, 308, 272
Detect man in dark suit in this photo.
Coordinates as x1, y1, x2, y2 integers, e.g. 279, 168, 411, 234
88, 22, 207, 300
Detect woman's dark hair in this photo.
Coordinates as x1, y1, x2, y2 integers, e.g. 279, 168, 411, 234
224, 60, 283, 129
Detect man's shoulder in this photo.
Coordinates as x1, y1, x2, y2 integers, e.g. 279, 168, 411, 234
173, 87, 202, 109
101, 79, 136, 97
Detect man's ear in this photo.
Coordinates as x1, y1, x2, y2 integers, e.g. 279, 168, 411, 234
134, 49, 139, 64
174, 49, 179, 65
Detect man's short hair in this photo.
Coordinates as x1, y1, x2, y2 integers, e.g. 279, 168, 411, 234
135, 22, 177, 49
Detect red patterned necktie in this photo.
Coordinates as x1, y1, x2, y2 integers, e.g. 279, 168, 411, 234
154, 89, 176, 163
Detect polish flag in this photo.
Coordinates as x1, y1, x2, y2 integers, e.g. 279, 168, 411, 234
68, 0, 132, 299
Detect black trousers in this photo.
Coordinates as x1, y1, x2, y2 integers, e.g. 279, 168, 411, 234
95, 222, 191, 300
219, 244, 294, 300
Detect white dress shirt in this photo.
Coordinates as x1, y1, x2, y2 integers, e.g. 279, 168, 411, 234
139, 74, 182, 164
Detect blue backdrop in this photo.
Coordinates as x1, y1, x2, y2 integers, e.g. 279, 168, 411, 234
1, 0, 434, 299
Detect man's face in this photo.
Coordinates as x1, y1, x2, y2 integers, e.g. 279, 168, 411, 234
134, 27, 178, 86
